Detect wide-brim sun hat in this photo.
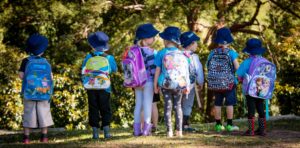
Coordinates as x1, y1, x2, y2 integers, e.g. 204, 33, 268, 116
213, 27, 234, 44
159, 26, 181, 45
242, 38, 266, 55
88, 31, 109, 51
134, 23, 159, 44
180, 31, 200, 48
25, 34, 48, 55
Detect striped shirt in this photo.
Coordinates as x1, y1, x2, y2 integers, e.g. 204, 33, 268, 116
141, 47, 156, 81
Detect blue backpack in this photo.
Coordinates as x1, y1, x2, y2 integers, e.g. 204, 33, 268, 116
22, 56, 53, 101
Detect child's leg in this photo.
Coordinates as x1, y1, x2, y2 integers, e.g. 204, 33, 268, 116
134, 88, 143, 123
244, 95, 256, 136
23, 100, 38, 143
182, 87, 195, 128
214, 92, 225, 132
255, 98, 266, 136
98, 90, 112, 138
87, 90, 101, 128
173, 91, 183, 136
141, 82, 154, 136
162, 89, 173, 136
23, 128, 30, 144
224, 86, 237, 127
142, 82, 154, 124
151, 103, 158, 128
40, 127, 48, 142
36, 100, 54, 142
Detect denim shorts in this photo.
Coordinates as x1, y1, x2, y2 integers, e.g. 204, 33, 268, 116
214, 85, 237, 106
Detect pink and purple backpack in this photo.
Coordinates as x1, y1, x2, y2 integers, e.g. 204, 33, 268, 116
242, 57, 276, 99
122, 45, 147, 88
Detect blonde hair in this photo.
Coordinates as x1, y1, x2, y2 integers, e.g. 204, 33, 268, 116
164, 40, 181, 49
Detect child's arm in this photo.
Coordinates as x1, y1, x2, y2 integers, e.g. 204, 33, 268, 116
19, 72, 24, 79
194, 55, 204, 90
154, 67, 161, 94
233, 59, 239, 71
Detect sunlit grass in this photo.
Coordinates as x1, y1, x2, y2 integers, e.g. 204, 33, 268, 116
0, 118, 299, 147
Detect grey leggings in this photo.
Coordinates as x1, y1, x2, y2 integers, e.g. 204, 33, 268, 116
162, 89, 183, 132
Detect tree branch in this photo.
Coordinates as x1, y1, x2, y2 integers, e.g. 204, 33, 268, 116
233, 28, 261, 35
230, 0, 262, 32
270, 0, 300, 19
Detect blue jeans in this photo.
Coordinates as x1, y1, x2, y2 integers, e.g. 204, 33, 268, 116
182, 87, 195, 116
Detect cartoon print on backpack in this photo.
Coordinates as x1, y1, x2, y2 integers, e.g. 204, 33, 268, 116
123, 63, 133, 83
82, 53, 111, 89
244, 58, 276, 99
22, 56, 53, 101
161, 51, 189, 90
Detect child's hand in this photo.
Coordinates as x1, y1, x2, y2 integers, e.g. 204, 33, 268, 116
183, 88, 190, 95
154, 85, 160, 94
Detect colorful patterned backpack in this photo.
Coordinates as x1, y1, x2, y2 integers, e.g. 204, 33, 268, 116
242, 57, 276, 99
82, 53, 110, 90
207, 48, 234, 92
22, 56, 53, 101
122, 45, 147, 88
159, 50, 190, 90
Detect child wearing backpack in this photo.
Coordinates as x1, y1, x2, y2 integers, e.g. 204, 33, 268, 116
130, 23, 159, 136
82, 31, 117, 139
206, 27, 240, 132
19, 34, 54, 144
180, 31, 204, 132
237, 38, 276, 136
154, 26, 190, 137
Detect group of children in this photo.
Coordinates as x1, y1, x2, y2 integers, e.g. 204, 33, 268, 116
18, 23, 275, 144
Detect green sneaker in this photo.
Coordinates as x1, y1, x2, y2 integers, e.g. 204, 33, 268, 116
215, 124, 225, 132
225, 125, 239, 132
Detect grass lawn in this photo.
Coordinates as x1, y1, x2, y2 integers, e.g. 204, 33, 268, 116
1, 118, 300, 148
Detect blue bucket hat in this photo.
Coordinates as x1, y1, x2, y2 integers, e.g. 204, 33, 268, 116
88, 31, 109, 51
159, 26, 181, 45
214, 27, 234, 44
25, 34, 48, 55
242, 38, 266, 55
134, 23, 159, 44
180, 31, 200, 48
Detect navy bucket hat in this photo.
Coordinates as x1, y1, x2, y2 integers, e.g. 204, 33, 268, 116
25, 34, 48, 55
180, 31, 200, 48
242, 38, 266, 55
88, 31, 109, 51
214, 27, 234, 44
159, 26, 181, 45
134, 23, 159, 44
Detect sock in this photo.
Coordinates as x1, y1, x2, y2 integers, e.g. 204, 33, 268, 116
227, 119, 233, 126
216, 119, 221, 125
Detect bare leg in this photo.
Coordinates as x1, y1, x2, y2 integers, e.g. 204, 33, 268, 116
152, 102, 158, 128
24, 127, 30, 135
41, 127, 48, 134
215, 106, 222, 120
226, 106, 233, 119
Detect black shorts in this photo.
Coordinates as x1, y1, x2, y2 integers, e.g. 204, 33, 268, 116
153, 93, 160, 103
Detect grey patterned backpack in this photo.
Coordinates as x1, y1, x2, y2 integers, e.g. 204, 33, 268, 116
207, 48, 234, 92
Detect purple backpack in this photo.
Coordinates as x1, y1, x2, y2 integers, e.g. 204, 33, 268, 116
242, 57, 276, 99
122, 45, 147, 88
